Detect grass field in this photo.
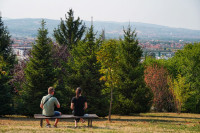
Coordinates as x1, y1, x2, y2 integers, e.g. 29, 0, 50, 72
0, 113, 200, 133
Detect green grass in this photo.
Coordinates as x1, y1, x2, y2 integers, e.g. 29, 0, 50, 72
0, 113, 200, 132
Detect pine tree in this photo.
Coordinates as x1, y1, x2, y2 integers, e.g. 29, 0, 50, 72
54, 9, 86, 50
0, 56, 12, 115
0, 17, 15, 68
22, 20, 56, 115
114, 26, 152, 114
66, 25, 108, 116
0, 17, 15, 115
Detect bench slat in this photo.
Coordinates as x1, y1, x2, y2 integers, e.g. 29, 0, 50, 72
34, 114, 98, 119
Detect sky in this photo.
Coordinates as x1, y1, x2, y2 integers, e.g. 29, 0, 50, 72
0, 0, 200, 30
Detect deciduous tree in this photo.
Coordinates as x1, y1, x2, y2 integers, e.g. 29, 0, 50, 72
97, 39, 119, 121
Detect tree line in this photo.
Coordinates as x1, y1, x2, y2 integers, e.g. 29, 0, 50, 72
1, 9, 200, 120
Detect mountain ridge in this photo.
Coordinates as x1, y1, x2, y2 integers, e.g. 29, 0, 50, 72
3, 18, 200, 41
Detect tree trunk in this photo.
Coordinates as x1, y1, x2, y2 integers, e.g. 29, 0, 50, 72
108, 86, 113, 121
108, 69, 113, 122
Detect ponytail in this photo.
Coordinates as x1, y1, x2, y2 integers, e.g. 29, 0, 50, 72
76, 87, 82, 98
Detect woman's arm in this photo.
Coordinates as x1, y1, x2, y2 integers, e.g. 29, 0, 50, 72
84, 102, 88, 110
71, 103, 74, 110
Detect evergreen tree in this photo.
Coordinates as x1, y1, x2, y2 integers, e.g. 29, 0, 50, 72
51, 44, 71, 114
54, 9, 86, 50
0, 17, 15, 115
22, 20, 56, 115
0, 56, 12, 115
0, 17, 15, 69
66, 25, 108, 116
114, 26, 152, 114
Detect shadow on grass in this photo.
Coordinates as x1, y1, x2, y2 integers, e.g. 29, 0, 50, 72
139, 115, 200, 120
65, 125, 112, 130
111, 118, 188, 123
1, 114, 199, 124
0, 117, 38, 122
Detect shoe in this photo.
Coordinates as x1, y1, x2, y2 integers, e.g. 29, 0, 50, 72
80, 118, 85, 123
46, 124, 51, 128
81, 119, 85, 123
53, 125, 57, 128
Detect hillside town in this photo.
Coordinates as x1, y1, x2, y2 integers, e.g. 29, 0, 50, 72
12, 37, 189, 61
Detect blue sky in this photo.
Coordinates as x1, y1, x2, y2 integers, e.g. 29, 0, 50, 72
0, 0, 200, 30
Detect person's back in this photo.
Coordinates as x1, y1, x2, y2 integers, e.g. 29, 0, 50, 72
40, 87, 61, 128
71, 87, 87, 127
71, 96, 86, 116
41, 94, 59, 116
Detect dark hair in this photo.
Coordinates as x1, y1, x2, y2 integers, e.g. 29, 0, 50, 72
76, 87, 82, 98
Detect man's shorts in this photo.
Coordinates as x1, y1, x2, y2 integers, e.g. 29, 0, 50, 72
54, 111, 61, 116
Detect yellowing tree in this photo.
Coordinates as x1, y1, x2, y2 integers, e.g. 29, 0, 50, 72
97, 39, 119, 121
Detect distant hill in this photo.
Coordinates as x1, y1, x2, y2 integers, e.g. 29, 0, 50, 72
3, 18, 200, 41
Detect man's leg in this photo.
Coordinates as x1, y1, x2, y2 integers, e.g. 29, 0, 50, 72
45, 119, 51, 128
54, 111, 61, 127
45, 119, 50, 125
54, 118, 60, 126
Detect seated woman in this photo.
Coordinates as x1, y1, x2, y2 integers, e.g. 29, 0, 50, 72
71, 87, 88, 127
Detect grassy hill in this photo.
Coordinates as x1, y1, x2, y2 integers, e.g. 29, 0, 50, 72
0, 113, 200, 132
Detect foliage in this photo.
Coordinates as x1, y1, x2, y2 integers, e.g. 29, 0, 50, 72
115, 26, 152, 114
21, 20, 57, 115
0, 17, 16, 115
0, 56, 12, 115
51, 44, 72, 114
167, 42, 200, 113
64, 25, 108, 116
0, 17, 16, 69
168, 74, 190, 112
54, 9, 86, 50
144, 64, 175, 112
97, 39, 119, 120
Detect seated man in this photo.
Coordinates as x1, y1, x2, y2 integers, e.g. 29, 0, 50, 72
40, 87, 61, 128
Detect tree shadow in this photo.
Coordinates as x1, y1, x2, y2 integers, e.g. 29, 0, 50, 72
111, 118, 189, 123
138, 115, 200, 120
65, 125, 112, 130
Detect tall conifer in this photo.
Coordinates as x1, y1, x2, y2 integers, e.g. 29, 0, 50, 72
114, 26, 152, 114
0, 17, 15, 68
67, 25, 108, 116
54, 9, 86, 50
22, 20, 56, 115
0, 17, 15, 115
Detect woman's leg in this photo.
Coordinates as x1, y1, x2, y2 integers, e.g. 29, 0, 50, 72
75, 120, 77, 127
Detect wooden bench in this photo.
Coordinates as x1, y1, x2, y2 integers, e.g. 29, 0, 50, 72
34, 114, 98, 127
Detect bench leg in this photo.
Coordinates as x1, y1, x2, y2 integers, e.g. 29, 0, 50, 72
40, 119, 43, 128
88, 119, 92, 127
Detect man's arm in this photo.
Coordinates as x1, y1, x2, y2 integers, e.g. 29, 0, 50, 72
40, 97, 44, 109
56, 101, 60, 108
40, 103, 43, 109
